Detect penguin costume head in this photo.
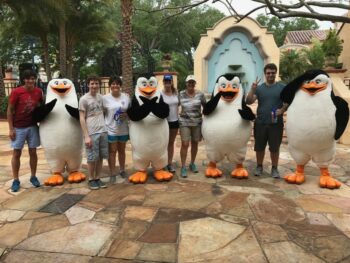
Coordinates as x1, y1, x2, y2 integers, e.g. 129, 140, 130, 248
47, 79, 75, 97
281, 69, 331, 104
135, 76, 159, 99
214, 74, 243, 103
46, 78, 77, 102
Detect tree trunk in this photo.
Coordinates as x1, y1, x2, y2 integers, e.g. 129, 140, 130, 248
59, 22, 67, 77
66, 40, 74, 79
41, 35, 52, 81
0, 62, 5, 98
121, 0, 133, 96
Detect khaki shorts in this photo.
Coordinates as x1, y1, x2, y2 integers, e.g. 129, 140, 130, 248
180, 125, 202, 142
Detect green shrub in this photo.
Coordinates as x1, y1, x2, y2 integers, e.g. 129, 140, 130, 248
0, 96, 8, 117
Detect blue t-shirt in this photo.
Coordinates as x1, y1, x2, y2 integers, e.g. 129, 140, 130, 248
255, 82, 285, 124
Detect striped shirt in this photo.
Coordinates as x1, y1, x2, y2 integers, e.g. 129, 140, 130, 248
178, 90, 206, 127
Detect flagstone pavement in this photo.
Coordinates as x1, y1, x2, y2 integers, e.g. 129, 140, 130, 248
0, 120, 350, 263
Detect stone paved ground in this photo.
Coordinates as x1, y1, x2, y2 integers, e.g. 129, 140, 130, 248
0, 120, 350, 263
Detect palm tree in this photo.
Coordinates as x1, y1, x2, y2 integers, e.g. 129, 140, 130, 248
121, 0, 133, 95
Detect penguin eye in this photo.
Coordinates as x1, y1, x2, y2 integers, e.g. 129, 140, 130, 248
220, 83, 226, 88
315, 79, 321, 84
304, 80, 310, 84
142, 81, 147, 87
63, 81, 67, 85
54, 81, 59, 85
149, 81, 154, 87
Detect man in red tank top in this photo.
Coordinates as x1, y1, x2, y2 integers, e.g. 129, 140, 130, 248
7, 69, 43, 192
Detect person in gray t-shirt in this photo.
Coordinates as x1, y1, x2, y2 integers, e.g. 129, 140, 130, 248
79, 76, 108, 190
246, 63, 289, 179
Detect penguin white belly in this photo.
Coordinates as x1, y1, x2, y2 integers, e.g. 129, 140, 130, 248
202, 104, 251, 157
39, 101, 83, 171
286, 92, 336, 154
129, 114, 169, 161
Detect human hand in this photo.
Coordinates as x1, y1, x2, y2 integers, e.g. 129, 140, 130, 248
9, 129, 16, 141
85, 136, 92, 148
120, 112, 128, 120
251, 77, 261, 91
276, 108, 284, 116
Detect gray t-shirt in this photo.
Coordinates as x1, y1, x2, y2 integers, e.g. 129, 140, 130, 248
178, 90, 206, 127
255, 82, 285, 124
79, 93, 107, 135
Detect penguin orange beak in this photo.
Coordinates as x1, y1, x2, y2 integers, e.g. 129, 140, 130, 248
51, 83, 72, 96
301, 81, 327, 95
219, 84, 239, 102
140, 86, 156, 97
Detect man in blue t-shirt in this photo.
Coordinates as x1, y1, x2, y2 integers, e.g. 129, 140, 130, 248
246, 63, 289, 178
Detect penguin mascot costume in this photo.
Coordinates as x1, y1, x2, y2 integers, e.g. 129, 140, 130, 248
281, 69, 349, 189
33, 78, 86, 186
202, 74, 255, 178
126, 76, 173, 184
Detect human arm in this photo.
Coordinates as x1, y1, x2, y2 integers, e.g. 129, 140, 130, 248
79, 110, 92, 148
246, 77, 260, 105
276, 102, 289, 116
7, 102, 15, 140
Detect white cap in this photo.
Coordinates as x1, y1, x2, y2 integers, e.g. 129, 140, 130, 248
185, 75, 196, 82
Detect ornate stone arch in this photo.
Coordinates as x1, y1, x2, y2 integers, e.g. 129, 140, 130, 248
194, 16, 279, 93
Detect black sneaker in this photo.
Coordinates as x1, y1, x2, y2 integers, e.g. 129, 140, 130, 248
119, 171, 126, 178
167, 164, 176, 173
88, 180, 99, 190
96, 179, 107, 188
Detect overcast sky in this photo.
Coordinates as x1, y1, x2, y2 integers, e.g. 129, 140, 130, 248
209, 1, 337, 29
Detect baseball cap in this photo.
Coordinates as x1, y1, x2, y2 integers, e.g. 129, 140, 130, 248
185, 75, 196, 82
163, 74, 173, 81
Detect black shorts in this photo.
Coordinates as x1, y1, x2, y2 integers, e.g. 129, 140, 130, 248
168, 120, 179, 129
254, 122, 283, 152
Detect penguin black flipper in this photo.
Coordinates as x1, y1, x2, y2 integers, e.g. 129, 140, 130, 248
65, 105, 80, 120
331, 91, 350, 140
32, 99, 57, 122
150, 96, 169, 119
281, 70, 329, 105
238, 96, 255, 121
203, 92, 221, 115
127, 96, 151, 121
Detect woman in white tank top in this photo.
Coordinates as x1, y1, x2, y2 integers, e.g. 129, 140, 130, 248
161, 74, 179, 173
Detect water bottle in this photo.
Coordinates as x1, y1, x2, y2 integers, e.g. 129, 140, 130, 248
271, 107, 278, 124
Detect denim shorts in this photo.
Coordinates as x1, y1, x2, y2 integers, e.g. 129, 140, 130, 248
108, 134, 129, 143
86, 132, 109, 162
11, 125, 40, 149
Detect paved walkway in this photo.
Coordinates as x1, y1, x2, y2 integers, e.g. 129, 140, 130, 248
0, 120, 350, 263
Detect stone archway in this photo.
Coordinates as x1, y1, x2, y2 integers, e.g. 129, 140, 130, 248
194, 16, 279, 93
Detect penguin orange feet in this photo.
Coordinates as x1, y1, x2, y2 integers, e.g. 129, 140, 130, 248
284, 165, 305, 185
231, 164, 248, 179
319, 168, 341, 189
68, 171, 86, 183
205, 162, 222, 178
129, 171, 148, 184
154, 170, 173, 181
44, 173, 64, 186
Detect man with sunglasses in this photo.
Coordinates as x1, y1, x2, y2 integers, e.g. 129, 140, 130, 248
246, 63, 288, 179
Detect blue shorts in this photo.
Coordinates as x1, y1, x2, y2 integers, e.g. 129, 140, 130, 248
86, 132, 109, 162
108, 134, 129, 143
11, 126, 40, 149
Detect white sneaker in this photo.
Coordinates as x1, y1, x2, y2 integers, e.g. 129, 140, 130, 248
255, 166, 263, 176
